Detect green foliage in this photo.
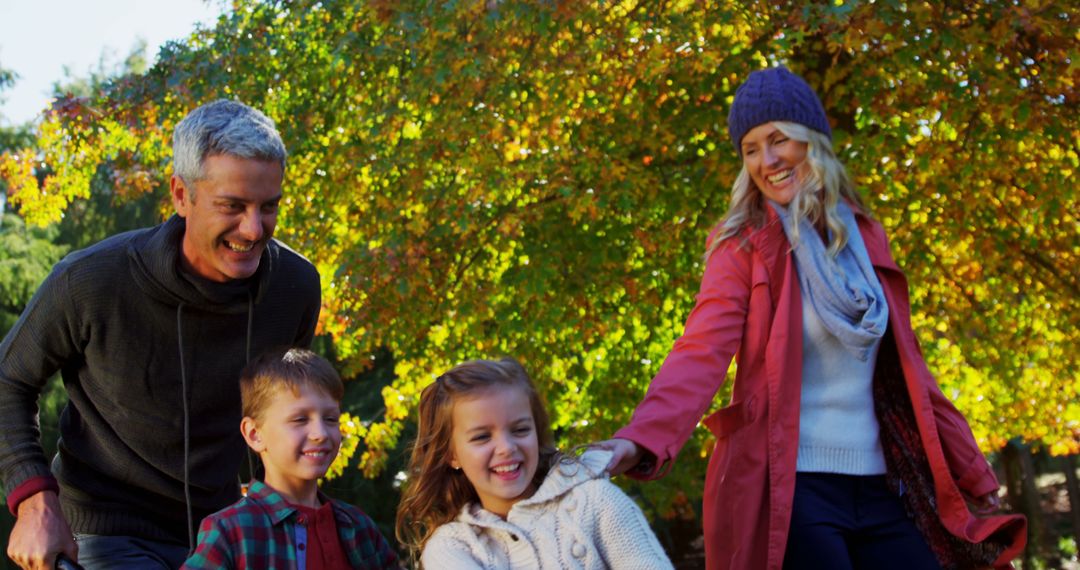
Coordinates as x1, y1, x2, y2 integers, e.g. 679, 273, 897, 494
0, 65, 13, 95
0, 214, 67, 331
0, 123, 32, 159
1059, 535, 1077, 559
319, 347, 406, 545
0, 1, 1076, 530
0, 62, 33, 179
50, 39, 150, 101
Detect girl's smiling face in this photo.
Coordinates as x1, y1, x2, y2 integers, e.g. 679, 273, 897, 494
740, 122, 810, 206
448, 385, 540, 518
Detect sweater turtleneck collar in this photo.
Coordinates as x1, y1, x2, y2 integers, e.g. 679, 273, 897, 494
128, 215, 274, 313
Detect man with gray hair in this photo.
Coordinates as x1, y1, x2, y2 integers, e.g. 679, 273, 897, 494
0, 100, 321, 569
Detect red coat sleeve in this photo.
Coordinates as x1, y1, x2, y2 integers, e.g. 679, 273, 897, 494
921, 367, 999, 498
615, 235, 754, 478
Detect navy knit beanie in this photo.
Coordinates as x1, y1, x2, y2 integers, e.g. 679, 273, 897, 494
727, 66, 832, 156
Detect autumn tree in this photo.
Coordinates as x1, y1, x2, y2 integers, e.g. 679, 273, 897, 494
1, 0, 1076, 529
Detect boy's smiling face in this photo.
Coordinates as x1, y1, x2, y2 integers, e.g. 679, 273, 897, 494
242, 383, 342, 506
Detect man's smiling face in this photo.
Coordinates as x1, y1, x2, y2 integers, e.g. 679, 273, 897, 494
171, 154, 283, 282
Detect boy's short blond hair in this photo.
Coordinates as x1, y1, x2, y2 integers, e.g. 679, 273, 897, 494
240, 348, 344, 422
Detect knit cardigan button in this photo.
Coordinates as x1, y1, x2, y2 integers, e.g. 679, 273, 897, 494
571, 543, 586, 558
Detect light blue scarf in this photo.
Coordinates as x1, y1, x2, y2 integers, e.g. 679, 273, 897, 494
771, 200, 888, 361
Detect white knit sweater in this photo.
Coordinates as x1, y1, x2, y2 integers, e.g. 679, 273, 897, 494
795, 263, 887, 475
421, 449, 673, 569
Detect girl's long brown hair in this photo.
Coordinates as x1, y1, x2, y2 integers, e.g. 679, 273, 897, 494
394, 357, 559, 563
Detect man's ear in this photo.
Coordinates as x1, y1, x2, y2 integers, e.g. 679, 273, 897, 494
170, 175, 192, 217
241, 416, 265, 453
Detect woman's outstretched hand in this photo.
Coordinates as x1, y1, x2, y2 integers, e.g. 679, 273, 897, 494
592, 438, 645, 476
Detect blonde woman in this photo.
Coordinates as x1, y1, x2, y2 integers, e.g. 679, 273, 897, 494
595, 66, 1025, 570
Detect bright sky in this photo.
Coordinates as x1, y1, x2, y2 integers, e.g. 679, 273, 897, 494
0, 0, 226, 127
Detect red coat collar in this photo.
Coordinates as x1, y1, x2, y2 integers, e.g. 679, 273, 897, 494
745, 200, 903, 278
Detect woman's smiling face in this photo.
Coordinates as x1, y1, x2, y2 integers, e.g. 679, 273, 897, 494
740, 122, 809, 206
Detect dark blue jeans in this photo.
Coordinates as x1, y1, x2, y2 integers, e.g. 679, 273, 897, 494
73, 534, 189, 570
782, 473, 941, 570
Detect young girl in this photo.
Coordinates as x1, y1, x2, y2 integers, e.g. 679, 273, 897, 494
395, 357, 673, 569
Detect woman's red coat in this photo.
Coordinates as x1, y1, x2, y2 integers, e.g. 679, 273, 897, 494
615, 206, 1025, 569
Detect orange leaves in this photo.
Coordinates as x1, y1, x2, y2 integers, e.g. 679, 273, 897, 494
0, 152, 40, 214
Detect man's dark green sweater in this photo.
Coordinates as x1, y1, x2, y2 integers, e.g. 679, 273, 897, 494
0, 215, 320, 545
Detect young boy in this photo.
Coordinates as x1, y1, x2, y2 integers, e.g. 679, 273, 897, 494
183, 348, 399, 569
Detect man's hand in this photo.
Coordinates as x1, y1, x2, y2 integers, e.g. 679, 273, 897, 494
7, 490, 77, 570
592, 438, 645, 476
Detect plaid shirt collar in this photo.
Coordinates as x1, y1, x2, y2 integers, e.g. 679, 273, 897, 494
245, 480, 352, 526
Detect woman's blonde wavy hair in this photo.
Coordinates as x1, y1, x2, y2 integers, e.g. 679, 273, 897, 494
394, 358, 559, 566
707, 121, 867, 259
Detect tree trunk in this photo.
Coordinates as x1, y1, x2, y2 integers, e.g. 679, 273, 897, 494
1063, 454, 1080, 554
1001, 438, 1050, 565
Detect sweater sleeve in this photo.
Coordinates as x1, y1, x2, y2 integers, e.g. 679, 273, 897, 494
0, 264, 81, 503
614, 235, 753, 478
589, 479, 674, 569
421, 532, 486, 570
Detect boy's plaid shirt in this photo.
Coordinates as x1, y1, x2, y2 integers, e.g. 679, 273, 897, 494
182, 480, 399, 569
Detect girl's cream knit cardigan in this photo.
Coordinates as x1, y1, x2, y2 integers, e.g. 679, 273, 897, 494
421, 449, 674, 569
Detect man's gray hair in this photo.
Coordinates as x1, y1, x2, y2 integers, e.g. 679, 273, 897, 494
172, 99, 287, 187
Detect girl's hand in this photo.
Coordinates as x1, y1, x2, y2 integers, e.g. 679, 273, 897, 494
592, 438, 645, 476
